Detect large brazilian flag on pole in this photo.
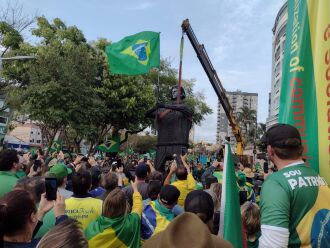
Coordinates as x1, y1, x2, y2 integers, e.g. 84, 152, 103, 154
106, 31, 160, 75
279, 0, 330, 184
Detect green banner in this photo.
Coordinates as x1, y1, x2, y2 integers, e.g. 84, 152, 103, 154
279, 0, 319, 172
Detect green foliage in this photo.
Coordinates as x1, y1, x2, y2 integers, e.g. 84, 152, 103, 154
4, 17, 103, 151
1, 43, 37, 87
257, 122, 266, 139
123, 134, 157, 153
0, 21, 23, 50
2, 18, 212, 151
236, 106, 257, 144
144, 59, 213, 125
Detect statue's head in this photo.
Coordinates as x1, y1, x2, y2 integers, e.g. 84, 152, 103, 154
170, 86, 186, 101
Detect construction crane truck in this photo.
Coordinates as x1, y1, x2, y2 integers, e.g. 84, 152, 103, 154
181, 19, 244, 155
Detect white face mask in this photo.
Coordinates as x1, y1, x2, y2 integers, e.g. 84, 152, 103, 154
171, 88, 178, 100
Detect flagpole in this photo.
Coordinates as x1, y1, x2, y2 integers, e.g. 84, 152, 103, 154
177, 33, 184, 104
126, 133, 129, 157
219, 142, 228, 237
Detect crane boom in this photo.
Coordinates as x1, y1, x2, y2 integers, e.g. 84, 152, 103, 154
181, 19, 244, 154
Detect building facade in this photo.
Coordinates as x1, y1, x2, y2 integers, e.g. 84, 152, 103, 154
266, 2, 288, 128
216, 90, 258, 146
0, 97, 11, 143
5, 122, 43, 149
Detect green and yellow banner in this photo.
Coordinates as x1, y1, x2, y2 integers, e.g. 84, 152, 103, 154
279, 0, 330, 184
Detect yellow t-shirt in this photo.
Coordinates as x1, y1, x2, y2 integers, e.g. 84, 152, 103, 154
65, 197, 103, 229
171, 173, 196, 207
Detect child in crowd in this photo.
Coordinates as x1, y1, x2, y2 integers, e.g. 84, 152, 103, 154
241, 201, 261, 248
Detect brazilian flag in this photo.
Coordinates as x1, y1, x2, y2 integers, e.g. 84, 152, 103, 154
49, 140, 62, 153
95, 135, 121, 153
106, 31, 160, 75
85, 214, 141, 248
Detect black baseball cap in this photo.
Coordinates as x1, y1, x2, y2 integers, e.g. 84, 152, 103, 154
159, 185, 180, 205
261, 123, 302, 148
135, 164, 148, 179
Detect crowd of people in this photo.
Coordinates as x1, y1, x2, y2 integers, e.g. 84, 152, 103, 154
0, 124, 329, 248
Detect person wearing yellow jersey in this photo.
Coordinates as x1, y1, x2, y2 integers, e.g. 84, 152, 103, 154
164, 154, 196, 207
65, 170, 102, 229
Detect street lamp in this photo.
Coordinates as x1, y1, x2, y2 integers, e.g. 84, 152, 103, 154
0, 55, 36, 70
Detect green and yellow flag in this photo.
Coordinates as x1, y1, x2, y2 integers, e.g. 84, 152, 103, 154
95, 134, 121, 153
49, 140, 62, 153
106, 31, 160, 75
279, 0, 330, 184
85, 215, 141, 248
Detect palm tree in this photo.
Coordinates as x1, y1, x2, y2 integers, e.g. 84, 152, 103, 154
236, 106, 257, 144
257, 123, 266, 139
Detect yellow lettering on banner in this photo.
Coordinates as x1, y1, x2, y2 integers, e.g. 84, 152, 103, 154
307, 0, 330, 185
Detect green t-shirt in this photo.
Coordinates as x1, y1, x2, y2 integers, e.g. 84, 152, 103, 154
260, 163, 330, 247
0, 171, 19, 197
34, 209, 56, 238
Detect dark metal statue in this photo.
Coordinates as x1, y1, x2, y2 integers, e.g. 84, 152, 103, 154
145, 86, 193, 172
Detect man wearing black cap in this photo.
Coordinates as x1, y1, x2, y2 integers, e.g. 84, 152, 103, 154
141, 185, 180, 240
259, 124, 330, 248
122, 163, 149, 207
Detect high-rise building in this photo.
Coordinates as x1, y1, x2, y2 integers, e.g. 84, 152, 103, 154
266, 2, 288, 128
216, 90, 258, 147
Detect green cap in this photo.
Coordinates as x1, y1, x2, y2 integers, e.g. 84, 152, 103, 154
237, 171, 247, 187
49, 164, 72, 179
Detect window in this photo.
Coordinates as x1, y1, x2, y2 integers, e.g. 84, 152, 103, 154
0, 117, 7, 124
275, 62, 281, 77
274, 79, 280, 90
36, 140, 41, 144
31, 131, 33, 134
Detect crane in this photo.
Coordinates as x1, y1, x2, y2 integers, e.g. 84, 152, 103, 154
181, 19, 244, 155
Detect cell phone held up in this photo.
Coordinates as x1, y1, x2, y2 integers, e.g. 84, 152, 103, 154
45, 177, 57, 200
263, 162, 269, 174
181, 147, 187, 156
33, 159, 41, 171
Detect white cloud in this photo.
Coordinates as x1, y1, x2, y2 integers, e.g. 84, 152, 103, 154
126, 2, 155, 10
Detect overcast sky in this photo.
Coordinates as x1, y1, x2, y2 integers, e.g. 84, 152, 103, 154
4, 0, 286, 143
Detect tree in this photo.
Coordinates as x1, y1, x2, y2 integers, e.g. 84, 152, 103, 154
144, 59, 213, 125
3, 17, 104, 154
88, 38, 156, 149
122, 134, 157, 153
3, 25, 213, 155
236, 106, 257, 144
257, 122, 266, 139
0, 1, 37, 56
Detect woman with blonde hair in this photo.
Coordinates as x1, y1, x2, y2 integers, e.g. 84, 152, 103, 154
37, 219, 87, 248
241, 201, 261, 248
85, 178, 142, 248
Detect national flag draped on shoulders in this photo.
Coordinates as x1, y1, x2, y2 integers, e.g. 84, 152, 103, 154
106, 31, 160, 75
85, 214, 141, 248
219, 143, 247, 248
279, 0, 330, 184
